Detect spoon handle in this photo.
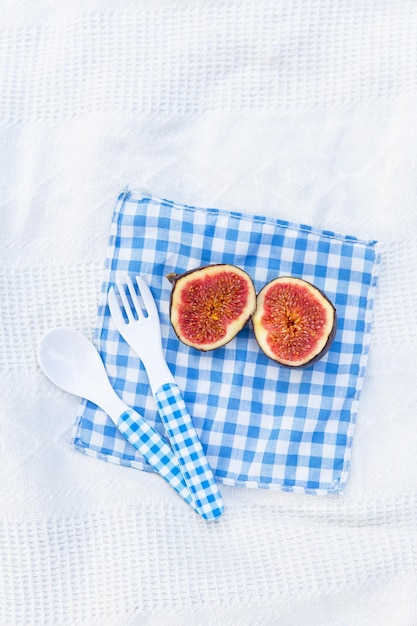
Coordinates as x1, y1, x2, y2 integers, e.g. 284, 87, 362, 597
116, 408, 201, 512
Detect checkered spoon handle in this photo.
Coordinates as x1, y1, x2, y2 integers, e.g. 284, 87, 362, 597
116, 408, 195, 507
108, 275, 225, 520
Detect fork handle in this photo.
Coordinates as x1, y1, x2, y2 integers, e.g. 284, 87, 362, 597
154, 383, 224, 520
117, 408, 197, 512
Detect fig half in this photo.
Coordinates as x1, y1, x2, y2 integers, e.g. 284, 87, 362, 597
167, 264, 256, 351
252, 276, 337, 368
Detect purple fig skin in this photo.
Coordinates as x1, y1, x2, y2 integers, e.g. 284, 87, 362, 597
252, 276, 337, 368
167, 264, 257, 351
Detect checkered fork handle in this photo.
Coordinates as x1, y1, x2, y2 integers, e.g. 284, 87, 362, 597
154, 382, 225, 520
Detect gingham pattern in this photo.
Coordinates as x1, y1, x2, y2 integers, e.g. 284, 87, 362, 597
73, 190, 380, 494
155, 382, 224, 519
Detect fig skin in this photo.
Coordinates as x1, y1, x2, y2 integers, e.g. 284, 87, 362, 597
167, 264, 257, 351
252, 276, 337, 368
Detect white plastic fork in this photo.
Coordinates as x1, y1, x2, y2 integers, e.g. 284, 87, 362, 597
108, 276, 225, 520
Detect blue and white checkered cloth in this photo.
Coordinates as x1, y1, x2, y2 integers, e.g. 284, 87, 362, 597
73, 190, 380, 494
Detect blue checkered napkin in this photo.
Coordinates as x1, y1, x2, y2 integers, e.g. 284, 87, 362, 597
73, 190, 380, 495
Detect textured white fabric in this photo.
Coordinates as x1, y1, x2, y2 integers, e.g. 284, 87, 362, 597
1, 1, 417, 624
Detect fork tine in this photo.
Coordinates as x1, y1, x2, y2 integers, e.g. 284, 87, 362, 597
117, 280, 135, 322
126, 275, 144, 319
135, 276, 159, 318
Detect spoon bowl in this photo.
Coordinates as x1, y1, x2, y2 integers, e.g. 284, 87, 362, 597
37, 327, 114, 406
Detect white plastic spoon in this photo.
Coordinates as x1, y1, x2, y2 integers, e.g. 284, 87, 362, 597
37, 328, 200, 514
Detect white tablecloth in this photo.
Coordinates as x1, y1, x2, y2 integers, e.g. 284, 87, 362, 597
1, 1, 417, 624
